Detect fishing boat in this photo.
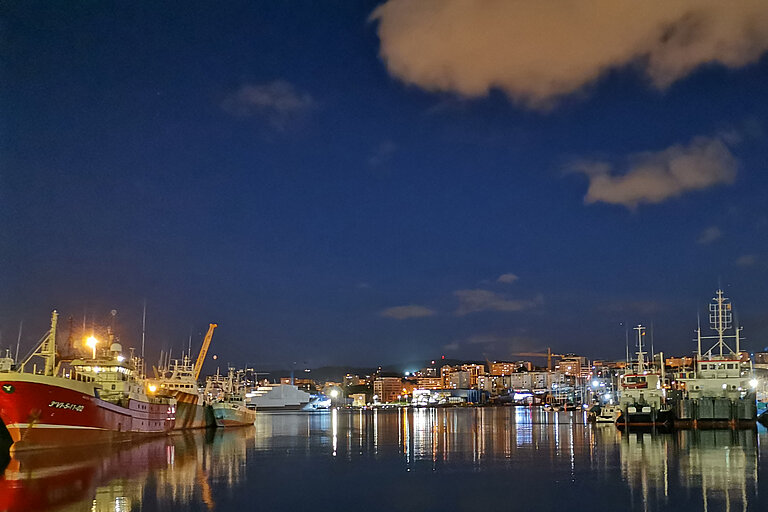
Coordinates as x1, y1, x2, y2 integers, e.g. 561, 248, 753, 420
0, 311, 176, 452
673, 290, 757, 428
210, 368, 256, 427
148, 324, 217, 429
615, 325, 673, 429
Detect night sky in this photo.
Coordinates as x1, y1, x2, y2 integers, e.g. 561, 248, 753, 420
2, 1, 768, 372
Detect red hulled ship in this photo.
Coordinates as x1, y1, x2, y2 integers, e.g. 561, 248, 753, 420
0, 311, 175, 452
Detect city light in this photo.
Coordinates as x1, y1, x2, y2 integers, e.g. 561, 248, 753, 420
330, 389, 339, 398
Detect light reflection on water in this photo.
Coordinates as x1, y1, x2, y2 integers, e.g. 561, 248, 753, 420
1, 408, 766, 511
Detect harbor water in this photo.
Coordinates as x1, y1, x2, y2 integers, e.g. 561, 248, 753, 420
2, 407, 766, 511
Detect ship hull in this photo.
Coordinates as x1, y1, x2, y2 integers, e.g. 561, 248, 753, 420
616, 409, 673, 429
0, 374, 174, 452
212, 403, 256, 427
170, 391, 214, 429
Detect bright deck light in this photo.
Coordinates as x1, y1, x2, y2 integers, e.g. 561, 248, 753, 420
750, 379, 758, 389
85, 336, 99, 359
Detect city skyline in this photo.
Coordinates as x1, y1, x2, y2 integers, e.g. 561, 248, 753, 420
3, 1, 768, 370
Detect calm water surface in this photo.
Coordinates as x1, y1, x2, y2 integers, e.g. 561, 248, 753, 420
1, 408, 766, 511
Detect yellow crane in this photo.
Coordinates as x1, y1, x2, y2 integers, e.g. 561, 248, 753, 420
508, 348, 565, 371
193, 323, 217, 381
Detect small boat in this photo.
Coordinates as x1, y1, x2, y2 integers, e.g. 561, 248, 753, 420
590, 404, 620, 423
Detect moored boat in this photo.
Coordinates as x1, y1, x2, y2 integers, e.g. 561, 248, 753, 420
673, 290, 757, 428
148, 323, 217, 429
210, 368, 256, 427
0, 311, 176, 452
246, 383, 311, 410
588, 403, 620, 423
616, 325, 673, 429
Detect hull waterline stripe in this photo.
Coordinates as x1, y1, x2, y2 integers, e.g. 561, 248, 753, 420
5, 423, 105, 430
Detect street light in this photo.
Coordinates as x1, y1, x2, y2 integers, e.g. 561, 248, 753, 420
85, 336, 99, 359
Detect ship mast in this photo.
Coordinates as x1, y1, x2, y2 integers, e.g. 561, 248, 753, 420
700, 289, 742, 359
21, 310, 58, 375
634, 324, 646, 373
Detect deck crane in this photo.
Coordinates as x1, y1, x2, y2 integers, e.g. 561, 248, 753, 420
193, 323, 217, 381
508, 348, 565, 371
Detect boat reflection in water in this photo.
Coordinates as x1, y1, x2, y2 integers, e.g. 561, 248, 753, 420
0, 425, 257, 512
1, 409, 765, 511
619, 428, 759, 512
0, 437, 169, 512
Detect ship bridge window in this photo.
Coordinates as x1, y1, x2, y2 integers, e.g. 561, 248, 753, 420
624, 376, 646, 383
727, 364, 735, 369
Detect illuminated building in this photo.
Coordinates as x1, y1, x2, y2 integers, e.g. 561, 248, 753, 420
460, 364, 485, 387
416, 376, 442, 389
490, 361, 516, 376
373, 377, 402, 403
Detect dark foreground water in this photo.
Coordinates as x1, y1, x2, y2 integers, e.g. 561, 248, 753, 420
2, 407, 766, 512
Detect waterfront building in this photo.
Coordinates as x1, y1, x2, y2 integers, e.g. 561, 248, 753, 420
490, 361, 516, 376
373, 376, 402, 403
460, 364, 485, 388
557, 355, 587, 378
666, 356, 694, 370
448, 371, 470, 389
415, 366, 438, 377
416, 376, 442, 389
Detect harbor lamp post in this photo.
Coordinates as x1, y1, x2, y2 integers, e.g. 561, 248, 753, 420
85, 336, 99, 359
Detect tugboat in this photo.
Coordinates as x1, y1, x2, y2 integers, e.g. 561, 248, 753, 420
148, 323, 217, 429
615, 325, 672, 429
674, 290, 757, 428
0, 311, 176, 452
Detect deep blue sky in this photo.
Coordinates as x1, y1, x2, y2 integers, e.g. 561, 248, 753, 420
2, 1, 768, 371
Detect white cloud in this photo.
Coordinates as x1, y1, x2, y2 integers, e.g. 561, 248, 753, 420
221, 81, 315, 129
497, 273, 519, 284
736, 254, 757, 266
379, 304, 436, 319
443, 341, 460, 351
372, 0, 768, 110
454, 289, 542, 316
697, 226, 723, 244
571, 135, 737, 208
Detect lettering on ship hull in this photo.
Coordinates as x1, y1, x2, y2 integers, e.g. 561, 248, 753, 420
48, 401, 85, 412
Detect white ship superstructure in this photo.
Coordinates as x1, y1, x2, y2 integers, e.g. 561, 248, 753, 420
246, 383, 311, 410
675, 290, 757, 426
